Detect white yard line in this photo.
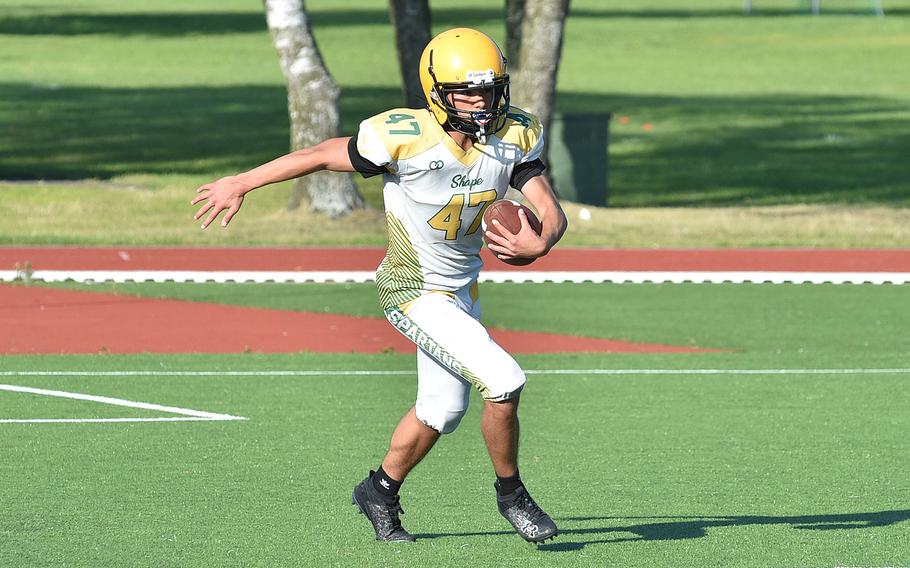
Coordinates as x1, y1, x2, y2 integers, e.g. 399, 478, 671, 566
2, 269, 910, 285
0, 383, 247, 424
530, 368, 910, 376
1, 369, 908, 377
0, 417, 231, 424
4, 369, 904, 424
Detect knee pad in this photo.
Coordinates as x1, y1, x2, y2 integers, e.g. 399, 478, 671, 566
415, 404, 467, 435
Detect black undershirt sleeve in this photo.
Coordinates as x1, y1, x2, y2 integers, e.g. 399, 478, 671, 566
510, 158, 546, 191
347, 134, 388, 178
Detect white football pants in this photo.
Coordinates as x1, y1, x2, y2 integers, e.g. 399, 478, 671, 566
384, 283, 526, 434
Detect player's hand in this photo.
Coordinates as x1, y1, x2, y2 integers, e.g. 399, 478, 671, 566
191, 176, 250, 229
484, 208, 547, 261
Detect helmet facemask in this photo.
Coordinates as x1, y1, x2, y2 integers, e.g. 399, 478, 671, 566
429, 67, 510, 144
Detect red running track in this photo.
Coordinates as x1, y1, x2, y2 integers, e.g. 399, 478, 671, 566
2, 246, 910, 271
0, 285, 717, 355
2, 247, 903, 354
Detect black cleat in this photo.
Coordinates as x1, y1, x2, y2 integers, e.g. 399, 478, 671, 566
352, 471, 416, 542
495, 482, 558, 543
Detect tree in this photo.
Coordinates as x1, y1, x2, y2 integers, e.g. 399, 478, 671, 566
506, 0, 570, 162
263, 0, 364, 216
389, 0, 432, 108
505, 0, 525, 69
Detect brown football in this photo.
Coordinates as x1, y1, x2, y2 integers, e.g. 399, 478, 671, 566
482, 199, 542, 266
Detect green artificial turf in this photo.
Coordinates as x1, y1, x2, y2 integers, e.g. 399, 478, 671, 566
3, 281, 908, 566
1, 354, 908, 567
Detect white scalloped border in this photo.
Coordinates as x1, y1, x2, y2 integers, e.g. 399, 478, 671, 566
2, 270, 909, 285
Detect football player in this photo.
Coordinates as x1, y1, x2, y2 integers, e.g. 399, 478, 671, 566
192, 27, 567, 543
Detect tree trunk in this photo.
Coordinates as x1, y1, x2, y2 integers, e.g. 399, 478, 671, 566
504, 0, 526, 68
264, 0, 364, 216
509, 0, 570, 162
388, 0, 431, 109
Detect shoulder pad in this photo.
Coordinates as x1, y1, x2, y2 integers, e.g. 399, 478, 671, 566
497, 108, 543, 154
360, 109, 441, 161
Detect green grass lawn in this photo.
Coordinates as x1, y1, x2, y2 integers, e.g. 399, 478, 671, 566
1, 0, 909, 246
2, 281, 909, 566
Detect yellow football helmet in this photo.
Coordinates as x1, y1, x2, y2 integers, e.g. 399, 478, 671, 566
418, 28, 510, 141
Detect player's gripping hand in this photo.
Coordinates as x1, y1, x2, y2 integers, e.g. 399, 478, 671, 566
192, 176, 251, 229
484, 208, 547, 262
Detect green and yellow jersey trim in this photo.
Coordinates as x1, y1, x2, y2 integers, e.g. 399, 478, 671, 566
376, 212, 424, 310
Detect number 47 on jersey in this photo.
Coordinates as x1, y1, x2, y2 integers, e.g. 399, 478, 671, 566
428, 189, 497, 240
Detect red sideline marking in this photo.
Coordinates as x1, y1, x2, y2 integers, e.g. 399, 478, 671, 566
0, 285, 713, 355
2, 247, 910, 272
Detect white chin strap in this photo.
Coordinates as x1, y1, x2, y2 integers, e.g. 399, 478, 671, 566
475, 122, 489, 144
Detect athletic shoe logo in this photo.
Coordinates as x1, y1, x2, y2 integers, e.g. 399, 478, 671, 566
518, 519, 539, 538
380, 479, 390, 489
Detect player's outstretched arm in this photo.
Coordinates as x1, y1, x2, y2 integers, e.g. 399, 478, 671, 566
192, 136, 356, 229
485, 175, 568, 260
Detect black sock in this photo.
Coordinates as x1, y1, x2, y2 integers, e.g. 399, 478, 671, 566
371, 466, 402, 498
496, 472, 523, 496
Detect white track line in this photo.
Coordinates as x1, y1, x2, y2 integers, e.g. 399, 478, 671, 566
1, 369, 908, 377
2, 269, 910, 285
0, 383, 246, 424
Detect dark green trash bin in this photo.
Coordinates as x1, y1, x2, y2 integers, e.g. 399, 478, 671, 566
548, 113, 611, 206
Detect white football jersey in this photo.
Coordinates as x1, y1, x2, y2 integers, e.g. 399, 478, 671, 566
350, 107, 545, 310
